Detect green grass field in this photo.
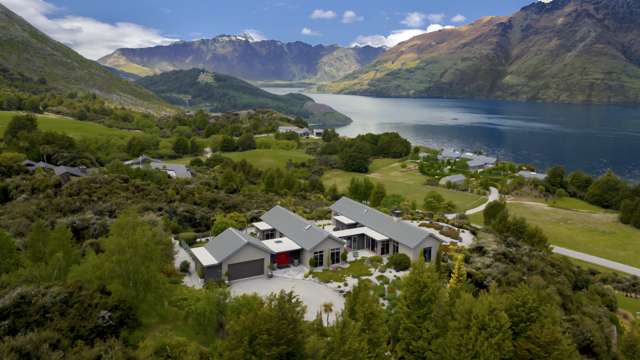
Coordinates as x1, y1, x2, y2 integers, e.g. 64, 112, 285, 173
0, 111, 134, 140
322, 159, 486, 212
223, 149, 313, 169
508, 202, 640, 268
548, 197, 608, 212
617, 294, 640, 320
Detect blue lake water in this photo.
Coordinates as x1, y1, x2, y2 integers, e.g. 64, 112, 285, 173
264, 88, 640, 180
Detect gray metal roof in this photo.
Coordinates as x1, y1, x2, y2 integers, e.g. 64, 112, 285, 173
330, 197, 437, 248
123, 155, 161, 166
54, 166, 87, 177
261, 206, 335, 250
439, 174, 466, 185
204, 228, 273, 264
517, 171, 547, 181
149, 163, 192, 178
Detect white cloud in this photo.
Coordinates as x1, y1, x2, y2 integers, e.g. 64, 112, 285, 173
301, 27, 321, 36
451, 14, 467, 23
310, 9, 336, 19
427, 13, 445, 24
0, 0, 177, 60
351, 25, 454, 48
241, 29, 267, 42
401, 12, 426, 27
342, 10, 363, 24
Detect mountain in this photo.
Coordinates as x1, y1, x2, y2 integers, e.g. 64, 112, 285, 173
137, 69, 352, 127
323, 0, 640, 105
99, 35, 384, 83
0, 3, 169, 112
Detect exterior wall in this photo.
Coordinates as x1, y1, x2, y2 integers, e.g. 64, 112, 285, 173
302, 236, 345, 268
397, 236, 441, 263
202, 264, 222, 281
221, 244, 272, 279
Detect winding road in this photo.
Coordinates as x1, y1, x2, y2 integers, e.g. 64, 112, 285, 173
446, 186, 500, 220
552, 246, 640, 277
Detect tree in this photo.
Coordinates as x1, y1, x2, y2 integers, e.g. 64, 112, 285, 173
448, 253, 467, 290
0, 152, 26, 177
0, 230, 20, 275
340, 146, 370, 173
185, 286, 229, 336
25, 220, 49, 264
567, 171, 593, 198
4, 113, 38, 145
126, 135, 159, 157
46, 224, 80, 282
322, 129, 339, 142
369, 182, 387, 208
423, 191, 446, 213
220, 135, 237, 152
326, 184, 340, 201
342, 281, 388, 359
189, 137, 201, 155
322, 302, 333, 326
484, 201, 507, 226
236, 133, 256, 151
545, 165, 566, 191
211, 213, 248, 236
619, 321, 640, 360
586, 171, 628, 209
172, 136, 191, 156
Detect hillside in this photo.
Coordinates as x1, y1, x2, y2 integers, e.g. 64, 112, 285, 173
0, 3, 170, 113
99, 35, 384, 83
324, 0, 640, 105
137, 69, 352, 127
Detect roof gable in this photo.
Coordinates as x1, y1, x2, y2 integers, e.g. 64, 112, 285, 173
204, 228, 272, 263
261, 206, 334, 250
330, 197, 437, 248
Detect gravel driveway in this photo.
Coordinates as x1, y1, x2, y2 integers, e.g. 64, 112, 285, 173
230, 277, 344, 323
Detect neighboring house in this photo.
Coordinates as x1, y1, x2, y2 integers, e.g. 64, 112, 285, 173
23, 160, 89, 181
463, 153, 497, 170
191, 228, 274, 282
123, 155, 192, 179
438, 149, 462, 161
517, 170, 547, 181
278, 126, 310, 137
330, 197, 442, 263
312, 129, 324, 137
439, 174, 466, 186
258, 206, 345, 268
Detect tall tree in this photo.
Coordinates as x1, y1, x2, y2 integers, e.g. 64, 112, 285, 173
0, 230, 20, 275
343, 281, 388, 359
369, 182, 387, 208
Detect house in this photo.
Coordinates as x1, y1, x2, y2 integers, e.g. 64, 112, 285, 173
190, 228, 274, 282
439, 174, 466, 186
278, 126, 311, 137
257, 206, 345, 268
124, 155, 192, 179
438, 149, 462, 161
330, 197, 442, 263
312, 129, 324, 137
462, 153, 497, 170
23, 160, 89, 180
517, 171, 547, 181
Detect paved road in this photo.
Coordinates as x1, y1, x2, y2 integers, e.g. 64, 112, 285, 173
553, 246, 640, 277
446, 186, 500, 219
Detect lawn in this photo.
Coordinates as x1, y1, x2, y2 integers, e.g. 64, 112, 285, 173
507, 203, 640, 268
617, 294, 640, 320
222, 149, 313, 169
322, 159, 486, 212
548, 197, 608, 212
0, 111, 134, 140
312, 259, 372, 283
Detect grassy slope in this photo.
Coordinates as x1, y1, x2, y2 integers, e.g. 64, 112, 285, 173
507, 202, 640, 268
322, 159, 486, 212
617, 295, 640, 320
0, 111, 134, 140
223, 149, 312, 170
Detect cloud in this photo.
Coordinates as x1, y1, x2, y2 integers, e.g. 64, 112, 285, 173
401, 12, 426, 27
351, 25, 455, 48
310, 9, 336, 20
241, 29, 267, 42
341, 10, 363, 24
1, 0, 177, 60
427, 13, 445, 24
301, 27, 321, 36
451, 14, 467, 23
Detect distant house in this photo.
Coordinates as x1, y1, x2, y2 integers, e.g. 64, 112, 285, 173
278, 126, 310, 137
330, 197, 442, 263
517, 171, 547, 181
123, 155, 192, 179
438, 149, 463, 161
463, 153, 497, 170
439, 174, 466, 186
312, 129, 324, 137
23, 160, 89, 181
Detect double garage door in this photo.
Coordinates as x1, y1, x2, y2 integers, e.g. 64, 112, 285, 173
228, 259, 264, 281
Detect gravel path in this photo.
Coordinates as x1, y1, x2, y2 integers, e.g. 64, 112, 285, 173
553, 246, 640, 277
173, 240, 204, 289
446, 186, 500, 219
230, 277, 344, 323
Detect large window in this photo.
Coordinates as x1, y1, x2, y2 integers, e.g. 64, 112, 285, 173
380, 240, 390, 256
423, 247, 433, 262
330, 248, 341, 265
313, 250, 324, 267
264, 229, 276, 240
392, 241, 399, 254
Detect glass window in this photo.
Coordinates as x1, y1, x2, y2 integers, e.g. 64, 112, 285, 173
392, 241, 399, 254
423, 247, 433, 262
313, 250, 324, 267
330, 248, 341, 265
381, 240, 390, 256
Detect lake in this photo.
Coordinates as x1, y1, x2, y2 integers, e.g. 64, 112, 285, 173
264, 88, 640, 180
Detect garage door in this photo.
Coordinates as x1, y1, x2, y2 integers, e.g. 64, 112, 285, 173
228, 259, 264, 281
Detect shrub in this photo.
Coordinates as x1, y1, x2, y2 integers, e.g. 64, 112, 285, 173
340, 250, 348, 263
179, 260, 190, 273
178, 232, 198, 246
439, 227, 461, 240
309, 257, 317, 268
368, 255, 383, 268
375, 274, 390, 285
388, 253, 411, 271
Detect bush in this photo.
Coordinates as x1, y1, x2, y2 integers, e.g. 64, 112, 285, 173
439, 227, 461, 240
180, 260, 190, 273
178, 232, 198, 246
340, 250, 348, 263
309, 257, 317, 268
368, 255, 383, 268
388, 253, 411, 271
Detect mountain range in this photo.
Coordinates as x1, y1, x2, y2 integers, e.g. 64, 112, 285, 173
136, 69, 352, 127
98, 35, 384, 83
0, 3, 169, 113
323, 0, 640, 105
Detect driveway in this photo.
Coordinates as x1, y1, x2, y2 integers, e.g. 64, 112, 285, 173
446, 186, 500, 220
230, 277, 344, 323
552, 246, 640, 277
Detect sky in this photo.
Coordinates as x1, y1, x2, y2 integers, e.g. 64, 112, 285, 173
2, 0, 538, 60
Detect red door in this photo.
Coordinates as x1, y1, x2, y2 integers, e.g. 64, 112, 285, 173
275, 252, 290, 266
